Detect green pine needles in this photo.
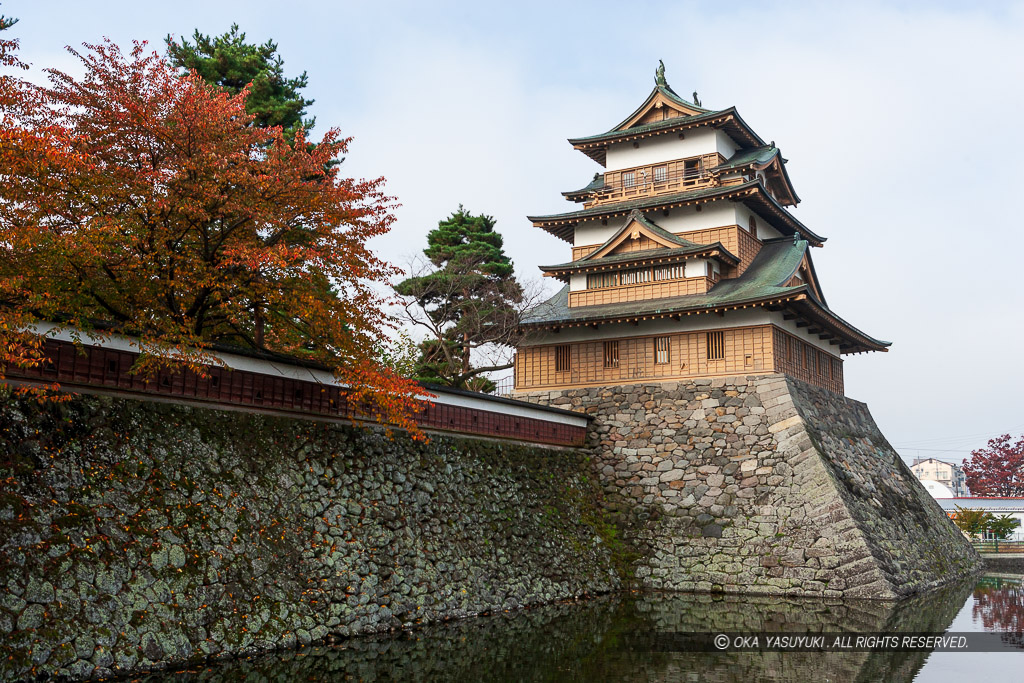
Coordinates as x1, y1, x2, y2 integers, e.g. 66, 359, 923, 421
395, 207, 525, 391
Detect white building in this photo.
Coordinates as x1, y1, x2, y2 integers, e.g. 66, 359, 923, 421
936, 498, 1024, 542
911, 457, 968, 497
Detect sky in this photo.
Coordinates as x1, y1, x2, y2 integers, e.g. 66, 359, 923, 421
7, 0, 1024, 465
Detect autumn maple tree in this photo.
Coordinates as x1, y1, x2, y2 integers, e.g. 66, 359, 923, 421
962, 434, 1024, 497
0, 38, 425, 429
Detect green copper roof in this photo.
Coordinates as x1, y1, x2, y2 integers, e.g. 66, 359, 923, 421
529, 180, 825, 245
569, 107, 729, 145
562, 173, 606, 198
538, 210, 738, 272
540, 244, 734, 273
521, 237, 890, 353
716, 145, 779, 169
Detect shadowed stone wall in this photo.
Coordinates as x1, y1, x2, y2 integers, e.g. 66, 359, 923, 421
0, 394, 621, 681
124, 577, 975, 682
519, 374, 980, 598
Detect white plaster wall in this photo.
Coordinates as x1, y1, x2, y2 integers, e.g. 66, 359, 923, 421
569, 274, 586, 292
605, 127, 717, 171
650, 201, 741, 233
574, 218, 617, 247
716, 130, 739, 157
684, 259, 706, 278
524, 309, 838, 355
571, 203, 790, 258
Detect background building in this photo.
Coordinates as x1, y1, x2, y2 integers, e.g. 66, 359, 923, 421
911, 457, 968, 497
936, 498, 1024, 541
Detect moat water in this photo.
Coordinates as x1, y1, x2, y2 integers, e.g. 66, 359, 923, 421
136, 574, 1023, 682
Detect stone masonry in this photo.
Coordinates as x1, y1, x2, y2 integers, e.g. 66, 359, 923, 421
0, 394, 621, 681
519, 374, 980, 598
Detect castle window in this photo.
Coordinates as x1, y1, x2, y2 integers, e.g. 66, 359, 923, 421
786, 336, 794, 363
587, 272, 617, 289
748, 216, 757, 234
803, 344, 810, 369
653, 165, 667, 183
654, 337, 670, 364
603, 341, 619, 368
683, 158, 700, 180
555, 345, 571, 373
652, 264, 683, 281
706, 331, 724, 360
623, 171, 636, 188
620, 268, 651, 286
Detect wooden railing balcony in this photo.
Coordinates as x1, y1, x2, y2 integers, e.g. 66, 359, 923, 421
586, 154, 726, 207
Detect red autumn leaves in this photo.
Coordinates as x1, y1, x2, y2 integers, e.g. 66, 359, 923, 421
0, 39, 427, 433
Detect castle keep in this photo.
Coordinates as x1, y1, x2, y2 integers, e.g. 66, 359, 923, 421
514, 63, 888, 396
515, 66, 978, 598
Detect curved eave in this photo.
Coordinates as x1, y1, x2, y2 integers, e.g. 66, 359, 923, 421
520, 292, 807, 330
568, 107, 765, 167
778, 295, 891, 355
539, 244, 740, 282
720, 149, 800, 207
529, 181, 825, 246
520, 289, 889, 356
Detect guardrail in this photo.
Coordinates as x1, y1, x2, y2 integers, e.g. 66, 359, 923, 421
972, 540, 1024, 553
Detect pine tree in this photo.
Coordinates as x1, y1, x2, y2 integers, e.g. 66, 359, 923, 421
395, 207, 524, 390
166, 24, 314, 144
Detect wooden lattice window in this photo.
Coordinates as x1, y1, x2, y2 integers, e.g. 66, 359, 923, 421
786, 335, 794, 363
819, 351, 828, 375
587, 272, 617, 289
652, 264, 683, 281
620, 268, 651, 286
748, 215, 757, 234
706, 331, 724, 360
653, 165, 667, 183
623, 171, 635, 188
555, 345, 571, 373
603, 341, 619, 368
803, 343, 810, 369
654, 337, 670, 365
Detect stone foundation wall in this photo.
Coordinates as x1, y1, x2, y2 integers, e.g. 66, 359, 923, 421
0, 394, 621, 681
518, 374, 979, 598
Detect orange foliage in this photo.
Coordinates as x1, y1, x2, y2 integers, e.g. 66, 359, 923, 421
0, 40, 427, 432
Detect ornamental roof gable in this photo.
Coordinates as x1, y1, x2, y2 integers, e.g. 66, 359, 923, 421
587, 210, 701, 261
614, 86, 708, 131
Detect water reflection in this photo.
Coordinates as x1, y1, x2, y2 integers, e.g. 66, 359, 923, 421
972, 575, 1024, 649
138, 579, 987, 683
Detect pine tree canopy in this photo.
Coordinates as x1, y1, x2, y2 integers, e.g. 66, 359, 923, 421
395, 206, 523, 389
166, 24, 314, 143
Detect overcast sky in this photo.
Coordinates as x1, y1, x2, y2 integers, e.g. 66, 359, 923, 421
9, 0, 1024, 465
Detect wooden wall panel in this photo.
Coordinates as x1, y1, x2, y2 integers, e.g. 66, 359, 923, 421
568, 277, 710, 307
771, 327, 844, 394
516, 325, 774, 391
516, 325, 843, 395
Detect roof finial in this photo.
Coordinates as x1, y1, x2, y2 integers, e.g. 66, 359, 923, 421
655, 60, 667, 87
692, 91, 701, 107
